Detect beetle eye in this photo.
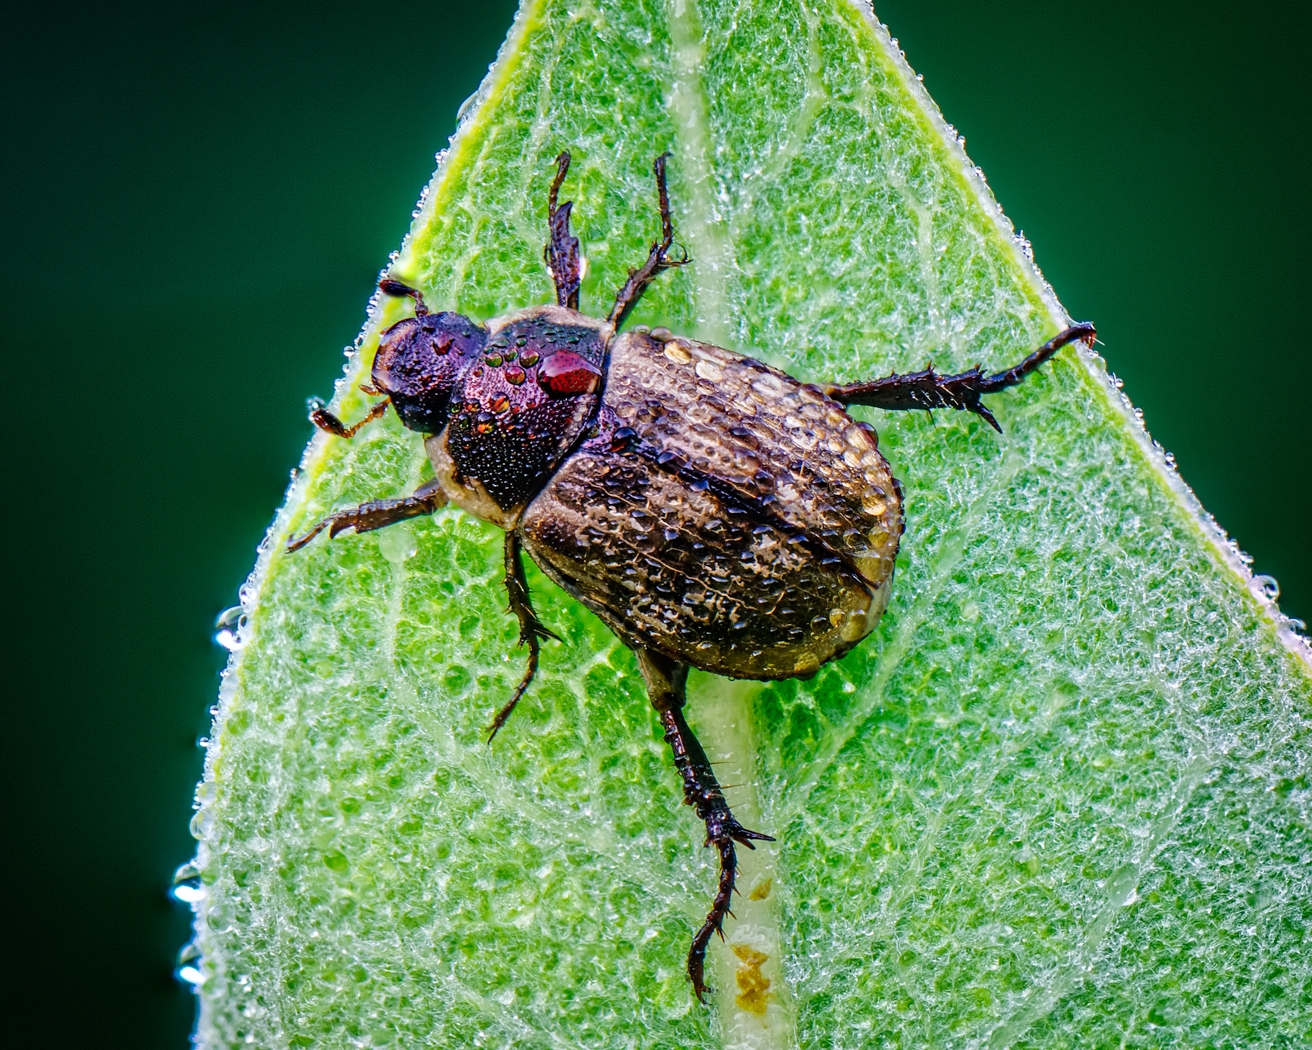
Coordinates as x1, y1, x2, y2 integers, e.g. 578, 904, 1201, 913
537, 350, 601, 398
370, 312, 485, 433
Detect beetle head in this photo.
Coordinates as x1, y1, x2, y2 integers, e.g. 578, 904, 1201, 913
371, 311, 486, 434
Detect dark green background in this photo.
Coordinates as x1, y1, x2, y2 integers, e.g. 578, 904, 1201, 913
3, 1, 1306, 1046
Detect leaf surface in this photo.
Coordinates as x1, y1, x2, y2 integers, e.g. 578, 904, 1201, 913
187, 1, 1312, 1046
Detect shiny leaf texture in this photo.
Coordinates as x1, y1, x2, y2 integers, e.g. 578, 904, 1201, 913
186, 1, 1312, 1046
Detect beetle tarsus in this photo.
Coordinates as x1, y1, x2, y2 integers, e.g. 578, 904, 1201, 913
310, 396, 392, 439
545, 151, 583, 311
608, 152, 690, 329
488, 532, 560, 741
822, 322, 1096, 432
636, 647, 774, 1003
285, 477, 445, 552
487, 641, 541, 742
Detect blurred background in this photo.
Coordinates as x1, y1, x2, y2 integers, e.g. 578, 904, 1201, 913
2, 1, 1306, 1045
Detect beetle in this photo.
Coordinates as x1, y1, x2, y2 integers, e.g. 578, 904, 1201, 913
289, 150, 1095, 1001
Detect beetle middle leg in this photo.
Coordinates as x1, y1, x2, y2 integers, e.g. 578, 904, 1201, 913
286, 478, 446, 552
487, 532, 562, 741
607, 152, 689, 329
636, 646, 774, 1003
822, 322, 1096, 432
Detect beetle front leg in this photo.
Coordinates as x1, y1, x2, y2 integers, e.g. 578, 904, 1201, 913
635, 646, 774, 1003
607, 152, 689, 329
822, 322, 1096, 432
487, 531, 562, 741
286, 478, 446, 552
543, 151, 582, 311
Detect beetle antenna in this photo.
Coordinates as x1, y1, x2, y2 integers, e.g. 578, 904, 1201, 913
310, 396, 391, 439
378, 278, 429, 316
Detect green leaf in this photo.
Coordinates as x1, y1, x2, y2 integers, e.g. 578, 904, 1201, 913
186, 1, 1312, 1045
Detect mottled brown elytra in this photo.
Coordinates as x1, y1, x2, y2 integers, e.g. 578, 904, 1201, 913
289, 150, 1095, 1001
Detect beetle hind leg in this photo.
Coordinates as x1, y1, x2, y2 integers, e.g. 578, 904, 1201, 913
822, 322, 1096, 432
636, 647, 774, 1003
607, 152, 690, 329
487, 532, 562, 741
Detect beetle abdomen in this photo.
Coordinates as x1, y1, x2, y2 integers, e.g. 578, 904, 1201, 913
521, 331, 904, 680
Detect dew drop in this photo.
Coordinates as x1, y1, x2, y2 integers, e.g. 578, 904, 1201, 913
171, 861, 205, 904
214, 606, 247, 651
378, 522, 419, 564
1253, 574, 1280, 601
456, 90, 478, 121
663, 341, 693, 365
175, 940, 204, 988
841, 609, 869, 642
694, 359, 724, 382
172, 880, 205, 904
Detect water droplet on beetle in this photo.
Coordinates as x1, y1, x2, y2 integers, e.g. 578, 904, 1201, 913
841, 609, 869, 642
